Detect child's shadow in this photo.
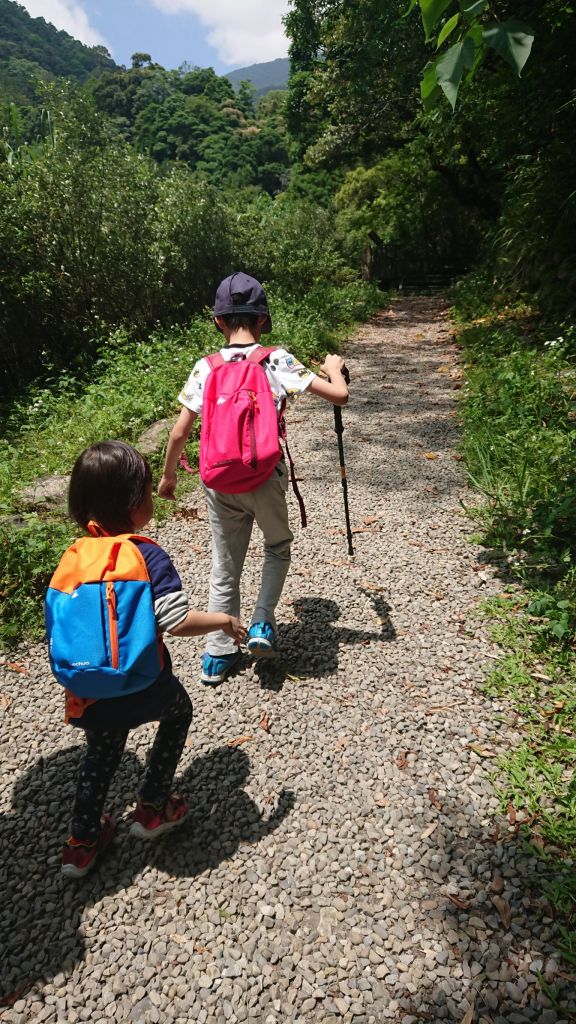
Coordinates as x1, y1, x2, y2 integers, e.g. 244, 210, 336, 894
255, 594, 396, 691
0, 743, 293, 1003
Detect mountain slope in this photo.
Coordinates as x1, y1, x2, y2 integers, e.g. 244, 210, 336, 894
226, 57, 289, 97
0, 0, 115, 85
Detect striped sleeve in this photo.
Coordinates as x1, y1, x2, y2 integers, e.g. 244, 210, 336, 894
131, 539, 189, 632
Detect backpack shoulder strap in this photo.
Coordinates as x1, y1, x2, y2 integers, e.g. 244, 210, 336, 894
278, 399, 307, 529
247, 346, 277, 365
205, 352, 226, 370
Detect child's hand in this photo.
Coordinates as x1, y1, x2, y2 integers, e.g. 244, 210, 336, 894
222, 616, 248, 644
158, 473, 177, 500
320, 354, 346, 380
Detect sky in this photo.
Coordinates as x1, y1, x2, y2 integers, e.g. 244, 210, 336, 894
15, 0, 291, 72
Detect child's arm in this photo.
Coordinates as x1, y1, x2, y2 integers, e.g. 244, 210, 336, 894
168, 610, 246, 643
307, 354, 349, 406
158, 406, 198, 499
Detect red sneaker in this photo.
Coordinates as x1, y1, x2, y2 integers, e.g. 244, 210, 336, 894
130, 794, 189, 840
61, 814, 115, 878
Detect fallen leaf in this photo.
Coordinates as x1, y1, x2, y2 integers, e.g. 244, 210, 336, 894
467, 743, 497, 758
174, 507, 199, 520
507, 802, 517, 825
396, 750, 408, 769
5, 662, 29, 675
421, 822, 438, 840
286, 673, 303, 682
428, 788, 443, 811
424, 452, 439, 460
259, 711, 271, 733
362, 515, 381, 526
170, 933, 188, 944
447, 894, 470, 910
489, 875, 505, 895
0, 693, 12, 711
491, 894, 512, 929
266, 750, 280, 759
227, 735, 254, 748
336, 735, 348, 751
374, 796, 389, 807
460, 1002, 475, 1024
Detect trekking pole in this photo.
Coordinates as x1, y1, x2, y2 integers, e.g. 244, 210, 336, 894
330, 365, 354, 557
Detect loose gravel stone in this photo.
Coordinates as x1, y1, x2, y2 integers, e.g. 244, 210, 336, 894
1, 297, 573, 1023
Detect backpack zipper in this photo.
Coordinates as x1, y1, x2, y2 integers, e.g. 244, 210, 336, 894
106, 581, 119, 669
249, 391, 258, 468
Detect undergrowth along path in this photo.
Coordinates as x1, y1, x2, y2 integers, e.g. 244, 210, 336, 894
1, 296, 573, 1023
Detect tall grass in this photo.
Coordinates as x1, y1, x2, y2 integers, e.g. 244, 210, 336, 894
454, 271, 576, 964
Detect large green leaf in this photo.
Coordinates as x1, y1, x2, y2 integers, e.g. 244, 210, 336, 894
435, 33, 476, 108
482, 20, 535, 75
421, 0, 455, 40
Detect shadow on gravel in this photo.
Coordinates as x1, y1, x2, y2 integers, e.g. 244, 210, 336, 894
0, 743, 293, 1004
255, 596, 396, 692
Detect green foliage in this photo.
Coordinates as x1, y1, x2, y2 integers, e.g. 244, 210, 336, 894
232, 195, 353, 298
88, 60, 291, 194
457, 298, 576, 574
0, 514, 74, 645
334, 142, 478, 271
0, 83, 316, 396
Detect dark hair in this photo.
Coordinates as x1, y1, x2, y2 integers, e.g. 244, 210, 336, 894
218, 311, 261, 335
68, 441, 152, 533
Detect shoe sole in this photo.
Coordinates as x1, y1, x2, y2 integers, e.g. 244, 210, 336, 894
200, 654, 240, 685
129, 814, 188, 840
200, 673, 228, 685
61, 862, 95, 879
247, 639, 277, 660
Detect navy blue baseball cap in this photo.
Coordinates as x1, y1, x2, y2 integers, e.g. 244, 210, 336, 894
213, 272, 272, 333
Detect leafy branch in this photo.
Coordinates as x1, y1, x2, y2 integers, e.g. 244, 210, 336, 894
408, 0, 535, 109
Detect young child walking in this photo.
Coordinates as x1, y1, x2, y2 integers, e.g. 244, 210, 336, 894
47, 440, 246, 878
158, 271, 348, 686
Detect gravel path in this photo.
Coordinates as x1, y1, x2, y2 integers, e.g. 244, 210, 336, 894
1, 296, 573, 1024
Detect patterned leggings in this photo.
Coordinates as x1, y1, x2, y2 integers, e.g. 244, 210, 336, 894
71, 677, 193, 842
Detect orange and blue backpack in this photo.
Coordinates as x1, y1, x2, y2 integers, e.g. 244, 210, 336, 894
45, 530, 162, 699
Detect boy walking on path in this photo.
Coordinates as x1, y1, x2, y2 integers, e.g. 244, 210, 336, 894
158, 272, 349, 685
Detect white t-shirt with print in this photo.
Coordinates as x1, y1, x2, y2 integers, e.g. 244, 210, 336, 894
178, 343, 317, 416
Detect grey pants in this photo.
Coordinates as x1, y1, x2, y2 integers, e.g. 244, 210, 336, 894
203, 461, 294, 655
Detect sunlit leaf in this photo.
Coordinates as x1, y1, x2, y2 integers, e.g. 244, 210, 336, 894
437, 12, 460, 48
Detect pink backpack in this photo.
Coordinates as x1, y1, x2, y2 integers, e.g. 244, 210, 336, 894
199, 347, 282, 494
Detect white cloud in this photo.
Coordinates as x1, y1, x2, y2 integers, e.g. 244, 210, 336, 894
148, 0, 290, 66
16, 1, 111, 50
